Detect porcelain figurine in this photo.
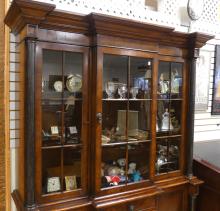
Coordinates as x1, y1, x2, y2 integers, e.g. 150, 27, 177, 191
161, 108, 173, 131
128, 162, 136, 174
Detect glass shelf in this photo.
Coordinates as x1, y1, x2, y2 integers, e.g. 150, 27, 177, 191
102, 98, 152, 101
42, 143, 82, 150
102, 139, 151, 147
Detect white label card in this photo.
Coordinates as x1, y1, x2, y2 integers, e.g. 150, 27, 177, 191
69, 126, 77, 134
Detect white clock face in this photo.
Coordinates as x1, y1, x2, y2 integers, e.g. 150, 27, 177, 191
47, 177, 61, 193
53, 81, 63, 92
187, 0, 204, 20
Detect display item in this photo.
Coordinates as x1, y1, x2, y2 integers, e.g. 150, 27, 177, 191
66, 74, 82, 92
159, 73, 169, 94
47, 177, 61, 193
53, 81, 63, 92
128, 162, 136, 175
65, 176, 77, 191
161, 108, 174, 131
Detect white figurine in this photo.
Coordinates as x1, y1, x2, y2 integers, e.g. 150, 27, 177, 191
128, 162, 136, 174
161, 108, 173, 131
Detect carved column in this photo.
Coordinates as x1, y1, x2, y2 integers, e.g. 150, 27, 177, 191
187, 46, 200, 211
187, 47, 200, 178
25, 39, 36, 210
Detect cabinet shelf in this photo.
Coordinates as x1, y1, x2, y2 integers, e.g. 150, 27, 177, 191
156, 134, 181, 139
102, 98, 152, 101
42, 143, 82, 149
102, 139, 151, 147
157, 98, 182, 101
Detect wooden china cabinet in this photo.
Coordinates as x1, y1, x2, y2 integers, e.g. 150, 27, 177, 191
5, 0, 214, 210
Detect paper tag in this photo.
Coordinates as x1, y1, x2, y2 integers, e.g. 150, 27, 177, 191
69, 126, 77, 134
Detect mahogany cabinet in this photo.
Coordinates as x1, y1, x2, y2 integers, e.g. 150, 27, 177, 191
5, 0, 213, 210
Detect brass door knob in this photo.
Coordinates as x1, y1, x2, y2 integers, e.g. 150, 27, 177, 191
96, 113, 102, 124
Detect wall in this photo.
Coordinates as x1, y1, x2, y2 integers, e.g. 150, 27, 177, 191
8, 0, 220, 210
194, 38, 220, 141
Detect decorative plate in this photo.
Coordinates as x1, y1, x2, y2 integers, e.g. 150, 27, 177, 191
66, 74, 82, 92
53, 81, 63, 92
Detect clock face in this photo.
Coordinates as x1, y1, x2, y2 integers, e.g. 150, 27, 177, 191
187, 0, 204, 20
66, 74, 82, 93
53, 81, 63, 92
47, 177, 61, 193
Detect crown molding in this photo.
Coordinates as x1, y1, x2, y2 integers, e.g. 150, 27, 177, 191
5, 0, 214, 48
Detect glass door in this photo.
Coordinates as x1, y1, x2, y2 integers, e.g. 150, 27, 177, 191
37, 45, 88, 198
155, 61, 183, 175
101, 54, 152, 189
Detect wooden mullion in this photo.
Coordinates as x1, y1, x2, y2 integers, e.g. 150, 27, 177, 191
150, 56, 158, 180
61, 51, 65, 192
125, 56, 130, 185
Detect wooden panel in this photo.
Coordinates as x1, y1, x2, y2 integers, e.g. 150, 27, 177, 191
158, 190, 185, 211
104, 197, 156, 211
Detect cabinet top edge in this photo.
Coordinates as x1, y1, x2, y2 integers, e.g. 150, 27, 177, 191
5, 0, 214, 48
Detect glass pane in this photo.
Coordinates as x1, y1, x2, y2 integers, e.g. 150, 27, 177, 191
42, 50, 62, 147
170, 63, 183, 99
103, 55, 128, 99
130, 57, 152, 99
101, 55, 128, 188
63, 52, 83, 144
128, 142, 150, 183
158, 62, 170, 99
42, 105, 62, 146
128, 101, 151, 141
41, 50, 84, 195
102, 55, 128, 143
155, 137, 180, 174
170, 100, 182, 135
101, 145, 127, 188
168, 137, 180, 171
42, 149, 61, 194
157, 100, 170, 136
102, 101, 127, 143
63, 148, 81, 191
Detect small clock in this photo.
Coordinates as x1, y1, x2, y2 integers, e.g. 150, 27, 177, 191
47, 177, 61, 193
187, 0, 204, 20
66, 74, 82, 93
53, 81, 63, 92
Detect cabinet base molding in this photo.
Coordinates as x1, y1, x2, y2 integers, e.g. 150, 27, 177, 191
12, 176, 203, 211
93, 186, 162, 209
